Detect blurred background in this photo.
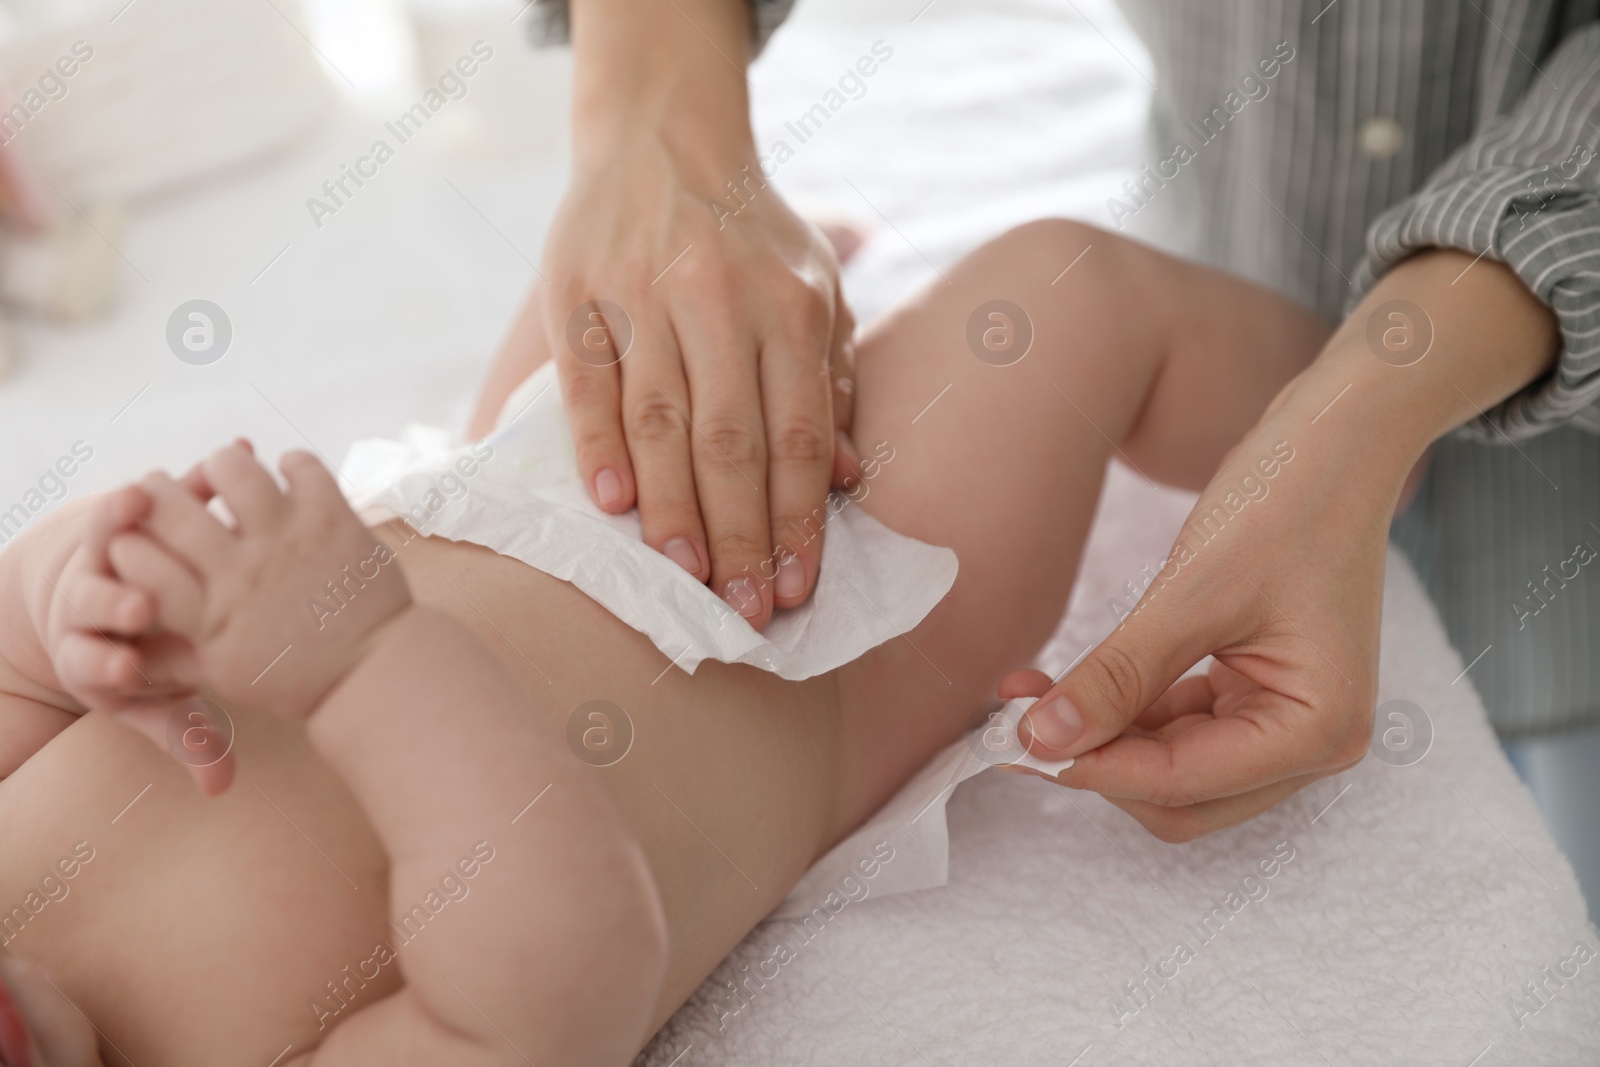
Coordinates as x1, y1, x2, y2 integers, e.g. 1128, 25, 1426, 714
0, 0, 1147, 503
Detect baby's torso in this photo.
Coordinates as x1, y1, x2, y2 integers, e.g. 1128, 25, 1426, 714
0, 529, 847, 1065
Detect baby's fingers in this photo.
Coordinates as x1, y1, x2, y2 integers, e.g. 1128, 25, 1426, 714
54, 630, 197, 709
49, 565, 153, 639
54, 630, 147, 695
82, 485, 151, 564
108, 531, 205, 637
115, 700, 236, 797
176, 438, 256, 503
139, 471, 235, 574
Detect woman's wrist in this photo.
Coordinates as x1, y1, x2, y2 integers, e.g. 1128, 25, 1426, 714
1273, 249, 1561, 495
568, 0, 757, 180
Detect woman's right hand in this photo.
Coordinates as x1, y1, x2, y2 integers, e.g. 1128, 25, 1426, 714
513, 0, 857, 632
537, 137, 854, 629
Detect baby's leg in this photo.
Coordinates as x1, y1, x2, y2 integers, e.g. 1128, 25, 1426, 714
837, 221, 1329, 817
104, 448, 669, 1067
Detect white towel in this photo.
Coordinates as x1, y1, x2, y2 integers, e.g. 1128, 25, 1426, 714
638, 463, 1600, 1066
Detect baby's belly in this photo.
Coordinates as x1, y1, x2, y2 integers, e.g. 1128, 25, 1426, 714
0, 530, 844, 1064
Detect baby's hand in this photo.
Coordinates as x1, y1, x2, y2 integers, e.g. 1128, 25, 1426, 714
108, 443, 413, 719
40, 484, 184, 712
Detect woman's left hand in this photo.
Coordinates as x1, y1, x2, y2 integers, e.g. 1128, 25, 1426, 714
1006, 249, 1561, 841
1003, 373, 1393, 841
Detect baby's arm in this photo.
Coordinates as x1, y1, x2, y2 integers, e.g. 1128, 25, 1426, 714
109, 445, 667, 1067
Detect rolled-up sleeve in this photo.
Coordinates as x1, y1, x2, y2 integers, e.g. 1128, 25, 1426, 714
1351, 23, 1600, 441
526, 0, 797, 57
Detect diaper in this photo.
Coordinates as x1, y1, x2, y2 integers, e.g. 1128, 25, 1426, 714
340, 364, 1064, 919
338, 361, 959, 681
769, 696, 1072, 920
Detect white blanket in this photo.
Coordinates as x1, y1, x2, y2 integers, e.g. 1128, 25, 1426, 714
638, 463, 1600, 1066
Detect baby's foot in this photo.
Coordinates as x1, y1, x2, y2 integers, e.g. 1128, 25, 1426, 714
108, 443, 413, 719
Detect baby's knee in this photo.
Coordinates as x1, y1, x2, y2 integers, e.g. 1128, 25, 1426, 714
976, 218, 1135, 298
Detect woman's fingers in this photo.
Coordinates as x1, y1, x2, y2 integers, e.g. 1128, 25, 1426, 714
675, 289, 775, 629
1056, 681, 1363, 806
1130, 673, 1217, 731
759, 313, 835, 610
1100, 772, 1325, 843
550, 290, 637, 516
1018, 601, 1220, 758
826, 273, 861, 485
620, 313, 710, 583
998, 668, 1054, 700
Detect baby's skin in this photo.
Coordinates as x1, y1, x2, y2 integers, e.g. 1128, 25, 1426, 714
3, 443, 668, 1067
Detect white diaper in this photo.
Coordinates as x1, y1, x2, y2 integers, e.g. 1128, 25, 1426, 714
340, 366, 1063, 919
770, 696, 1072, 920
338, 361, 959, 681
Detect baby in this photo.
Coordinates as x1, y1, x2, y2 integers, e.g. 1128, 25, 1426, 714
1, 443, 667, 1066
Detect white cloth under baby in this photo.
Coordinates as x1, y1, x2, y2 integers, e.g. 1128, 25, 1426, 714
339, 361, 959, 681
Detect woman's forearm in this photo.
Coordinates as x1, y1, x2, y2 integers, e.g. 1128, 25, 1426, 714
1282, 250, 1561, 477
569, 0, 757, 178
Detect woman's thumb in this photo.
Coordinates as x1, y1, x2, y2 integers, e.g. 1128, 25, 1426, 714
1020, 617, 1204, 758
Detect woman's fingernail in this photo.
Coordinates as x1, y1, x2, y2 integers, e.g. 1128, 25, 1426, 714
594, 467, 625, 509
1022, 695, 1084, 752
776, 553, 806, 601
663, 537, 700, 575
722, 576, 760, 618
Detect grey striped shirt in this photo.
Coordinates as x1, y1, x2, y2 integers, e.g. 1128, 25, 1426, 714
531, 0, 1600, 734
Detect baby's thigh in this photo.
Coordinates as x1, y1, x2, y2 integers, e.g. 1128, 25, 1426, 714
839, 221, 1323, 769
839, 222, 1172, 769
1121, 255, 1330, 489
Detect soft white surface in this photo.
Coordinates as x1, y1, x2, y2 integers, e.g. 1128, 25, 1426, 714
0, 0, 332, 206
341, 361, 958, 680
0, 0, 1593, 1064
642, 465, 1600, 1067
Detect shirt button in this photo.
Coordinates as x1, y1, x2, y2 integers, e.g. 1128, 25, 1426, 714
1359, 116, 1405, 160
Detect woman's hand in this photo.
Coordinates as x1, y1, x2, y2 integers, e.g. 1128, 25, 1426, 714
509, 0, 856, 633
1007, 385, 1392, 840
1012, 250, 1562, 840
537, 141, 854, 631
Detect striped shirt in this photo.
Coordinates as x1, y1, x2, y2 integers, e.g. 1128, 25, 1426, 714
531, 1, 1600, 734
